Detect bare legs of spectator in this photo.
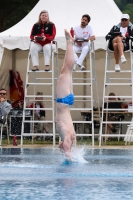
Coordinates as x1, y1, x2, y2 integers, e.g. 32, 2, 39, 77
112, 37, 127, 72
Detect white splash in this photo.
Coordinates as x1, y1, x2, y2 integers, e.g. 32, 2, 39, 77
70, 146, 88, 163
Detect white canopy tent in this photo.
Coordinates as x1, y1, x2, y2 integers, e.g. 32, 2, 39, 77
0, 0, 122, 51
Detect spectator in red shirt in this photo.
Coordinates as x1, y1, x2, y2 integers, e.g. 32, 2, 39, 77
30, 10, 56, 71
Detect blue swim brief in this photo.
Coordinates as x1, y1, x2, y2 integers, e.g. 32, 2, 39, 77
56, 93, 74, 106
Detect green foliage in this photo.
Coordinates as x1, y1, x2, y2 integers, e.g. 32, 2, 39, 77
122, 4, 133, 22
1, 0, 133, 32
0, 0, 39, 32
114, 0, 133, 22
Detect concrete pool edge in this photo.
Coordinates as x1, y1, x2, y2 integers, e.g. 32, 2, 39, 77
1, 144, 133, 149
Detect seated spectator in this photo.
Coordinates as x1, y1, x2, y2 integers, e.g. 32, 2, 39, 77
73, 14, 95, 71
0, 88, 12, 124
28, 92, 48, 140
105, 14, 133, 72
104, 92, 123, 140
15, 100, 23, 110
30, 10, 56, 71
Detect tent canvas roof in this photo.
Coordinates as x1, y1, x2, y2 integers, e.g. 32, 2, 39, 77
0, 0, 122, 50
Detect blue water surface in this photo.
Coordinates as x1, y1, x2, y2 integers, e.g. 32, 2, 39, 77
0, 148, 133, 200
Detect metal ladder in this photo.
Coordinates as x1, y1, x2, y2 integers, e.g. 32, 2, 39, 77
72, 41, 100, 147
21, 41, 58, 147
99, 39, 133, 147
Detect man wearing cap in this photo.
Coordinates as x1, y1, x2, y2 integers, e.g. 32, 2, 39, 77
105, 14, 133, 72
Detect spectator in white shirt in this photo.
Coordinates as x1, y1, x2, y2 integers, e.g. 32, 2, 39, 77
73, 14, 95, 71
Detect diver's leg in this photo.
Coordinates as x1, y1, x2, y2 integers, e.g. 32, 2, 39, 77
62, 29, 74, 72
56, 30, 74, 97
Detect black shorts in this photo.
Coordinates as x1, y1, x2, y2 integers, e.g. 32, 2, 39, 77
108, 39, 129, 51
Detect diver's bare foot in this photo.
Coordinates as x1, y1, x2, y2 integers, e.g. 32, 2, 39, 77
64, 29, 73, 41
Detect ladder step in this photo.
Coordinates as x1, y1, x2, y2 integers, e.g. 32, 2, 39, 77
74, 70, 91, 72
105, 83, 131, 86
103, 108, 129, 111
110, 78, 131, 80
76, 100, 97, 102
102, 121, 132, 124
75, 100, 93, 102
23, 120, 94, 124
73, 78, 95, 80
22, 133, 54, 136
75, 99, 94, 102
75, 95, 92, 98
36, 78, 55, 80
106, 70, 131, 73
100, 134, 126, 137
27, 83, 91, 86
24, 107, 95, 112
24, 108, 53, 110
73, 121, 93, 123
24, 120, 53, 123
71, 108, 93, 111
27, 83, 52, 85
104, 96, 132, 98
25, 95, 53, 98
75, 134, 93, 136
80, 109, 93, 112
73, 83, 91, 86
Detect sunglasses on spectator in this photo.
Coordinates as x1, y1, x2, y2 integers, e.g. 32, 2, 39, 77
0, 93, 7, 95
121, 18, 128, 21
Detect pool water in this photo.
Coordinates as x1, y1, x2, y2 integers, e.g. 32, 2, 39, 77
0, 148, 133, 200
